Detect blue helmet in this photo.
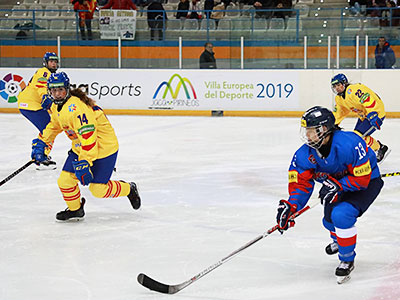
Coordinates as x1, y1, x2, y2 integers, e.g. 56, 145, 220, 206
331, 73, 348, 86
43, 52, 59, 73
47, 72, 70, 105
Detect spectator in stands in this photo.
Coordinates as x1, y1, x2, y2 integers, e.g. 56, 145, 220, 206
349, 0, 372, 15
199, 42, 217, 69
176, 0, 189, 19
147, 0, 167, 41
375, 37, 396, 68
253, 0, 274, 19
211, 0, 225, 27
73, 0, 96, 40
188, 0, 202, 19
274, 0, 292, 28
370, 0, 386, 17
204, 0, 214, 18
101, 0, 137, 10
380, 0, 400, 26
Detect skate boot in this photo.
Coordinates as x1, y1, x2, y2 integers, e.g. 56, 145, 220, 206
376, 141, 391, 164
56, 198, 85, 222
36, 156, 57, 171
335, 260, 354, 284
325, 242, 339, 255
127, 182, 141, 210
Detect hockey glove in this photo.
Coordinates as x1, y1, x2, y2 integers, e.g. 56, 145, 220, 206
319, 177, 342, 206
72, 160, 93, 186
41, 94, 53, 110
31, 138, 48, 164
276, 200, 297, 234
366, 112, 383, 130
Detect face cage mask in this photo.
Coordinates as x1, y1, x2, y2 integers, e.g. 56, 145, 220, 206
44, 61, 59, 73
300, 125, 328, 149
49, 88, 70, 106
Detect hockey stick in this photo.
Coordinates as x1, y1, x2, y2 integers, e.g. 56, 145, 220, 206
137, 199, 320, 294
0, 160, 35, 187
381, 172, 400, 178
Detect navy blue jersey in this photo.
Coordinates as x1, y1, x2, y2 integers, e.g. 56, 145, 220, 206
288, 130, 380, 210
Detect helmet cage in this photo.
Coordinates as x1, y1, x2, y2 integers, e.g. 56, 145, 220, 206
47, 72, 70, 105
43, 52, 59, 73
300, 124, 329, 149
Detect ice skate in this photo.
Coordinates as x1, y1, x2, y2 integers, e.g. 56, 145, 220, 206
36, 156, 57, 170
127, 182, 141, 210
376, 141, 390, 164
325, 242, 339, 255
335, 260, 354, 284
56, 198, 85, 222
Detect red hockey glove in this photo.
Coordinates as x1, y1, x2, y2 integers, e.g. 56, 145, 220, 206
276, 199, 297, 234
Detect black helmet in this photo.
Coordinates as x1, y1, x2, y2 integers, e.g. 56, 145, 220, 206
300, 106, 336, 149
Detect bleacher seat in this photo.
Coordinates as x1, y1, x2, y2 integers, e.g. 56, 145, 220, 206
43, 9, 60, 17
344, 17, 361, 30
65, 19, 78, 30
293, 3, 309, 17
49, 19, 65, 29
40, 0, 54, 4
225, 5, 240, 18
286, 17, 302, 30
23, 0, 38, 4
60, 5, 76, 18
54, 0, 69, 5
362, 17, 379, 29
35, 19, 49, 28
269, 18, 285, 30
167, 19, 183, 30
200, 18, 216, 30
217, 19, 231, 30
0, 19, 18, 29
11, 8, 27, 17
183, 18, 199, 30
136, 19, 148, 30
253, 18, 267, 30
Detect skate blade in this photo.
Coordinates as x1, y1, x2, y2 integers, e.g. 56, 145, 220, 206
336, 275, 351, 284
378, 149, 391, 165
36, 165, 57, 171
56, 217, 85, 223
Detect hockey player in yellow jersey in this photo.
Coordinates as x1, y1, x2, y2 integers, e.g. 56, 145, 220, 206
17, 52, 59, 170
31, 72, 141, 221
331, 73, 390, 163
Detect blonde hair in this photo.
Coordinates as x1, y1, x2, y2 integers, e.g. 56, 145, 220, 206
70, 88, 96, 108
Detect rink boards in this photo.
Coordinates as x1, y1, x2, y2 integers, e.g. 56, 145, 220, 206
1, 68, 400, 117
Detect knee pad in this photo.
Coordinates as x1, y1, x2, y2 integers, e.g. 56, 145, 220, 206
58, 170, 78, 188
89, 182, 108, 198
331, 202, 359, 229
322, 218, 335, 231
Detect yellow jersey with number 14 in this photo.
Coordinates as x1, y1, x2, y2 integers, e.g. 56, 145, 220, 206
333, 83, 385, 125
39, 96, 119, 165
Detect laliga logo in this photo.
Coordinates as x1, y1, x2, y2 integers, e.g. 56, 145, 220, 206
151, 74, 199, 108
0, 73, 26, 103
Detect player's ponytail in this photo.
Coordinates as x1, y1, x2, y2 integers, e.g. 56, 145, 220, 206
70, 88, 96, 108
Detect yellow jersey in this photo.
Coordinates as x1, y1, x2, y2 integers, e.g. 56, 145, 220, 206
17, 67, 52, 111
39, 95, 119, 165
333, 83, 385, 125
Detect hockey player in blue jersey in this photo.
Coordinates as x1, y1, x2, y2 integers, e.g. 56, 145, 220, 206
276, 106, 383, 284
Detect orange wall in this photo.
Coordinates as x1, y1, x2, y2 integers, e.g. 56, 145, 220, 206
1, 45, 398, 59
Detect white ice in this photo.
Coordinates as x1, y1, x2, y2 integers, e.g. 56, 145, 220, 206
0, 114, 399, 300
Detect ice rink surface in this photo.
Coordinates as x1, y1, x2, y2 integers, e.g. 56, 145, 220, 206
0, 113, 399, 300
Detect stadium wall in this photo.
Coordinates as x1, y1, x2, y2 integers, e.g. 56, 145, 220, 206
0, 68, 399, 117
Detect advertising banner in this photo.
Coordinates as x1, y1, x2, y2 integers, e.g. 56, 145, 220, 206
0, 69, 300, 111
99, 9, 136, 40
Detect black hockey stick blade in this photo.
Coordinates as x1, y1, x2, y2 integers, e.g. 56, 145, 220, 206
0, 160, 34, 187
137, 273, 181, 294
